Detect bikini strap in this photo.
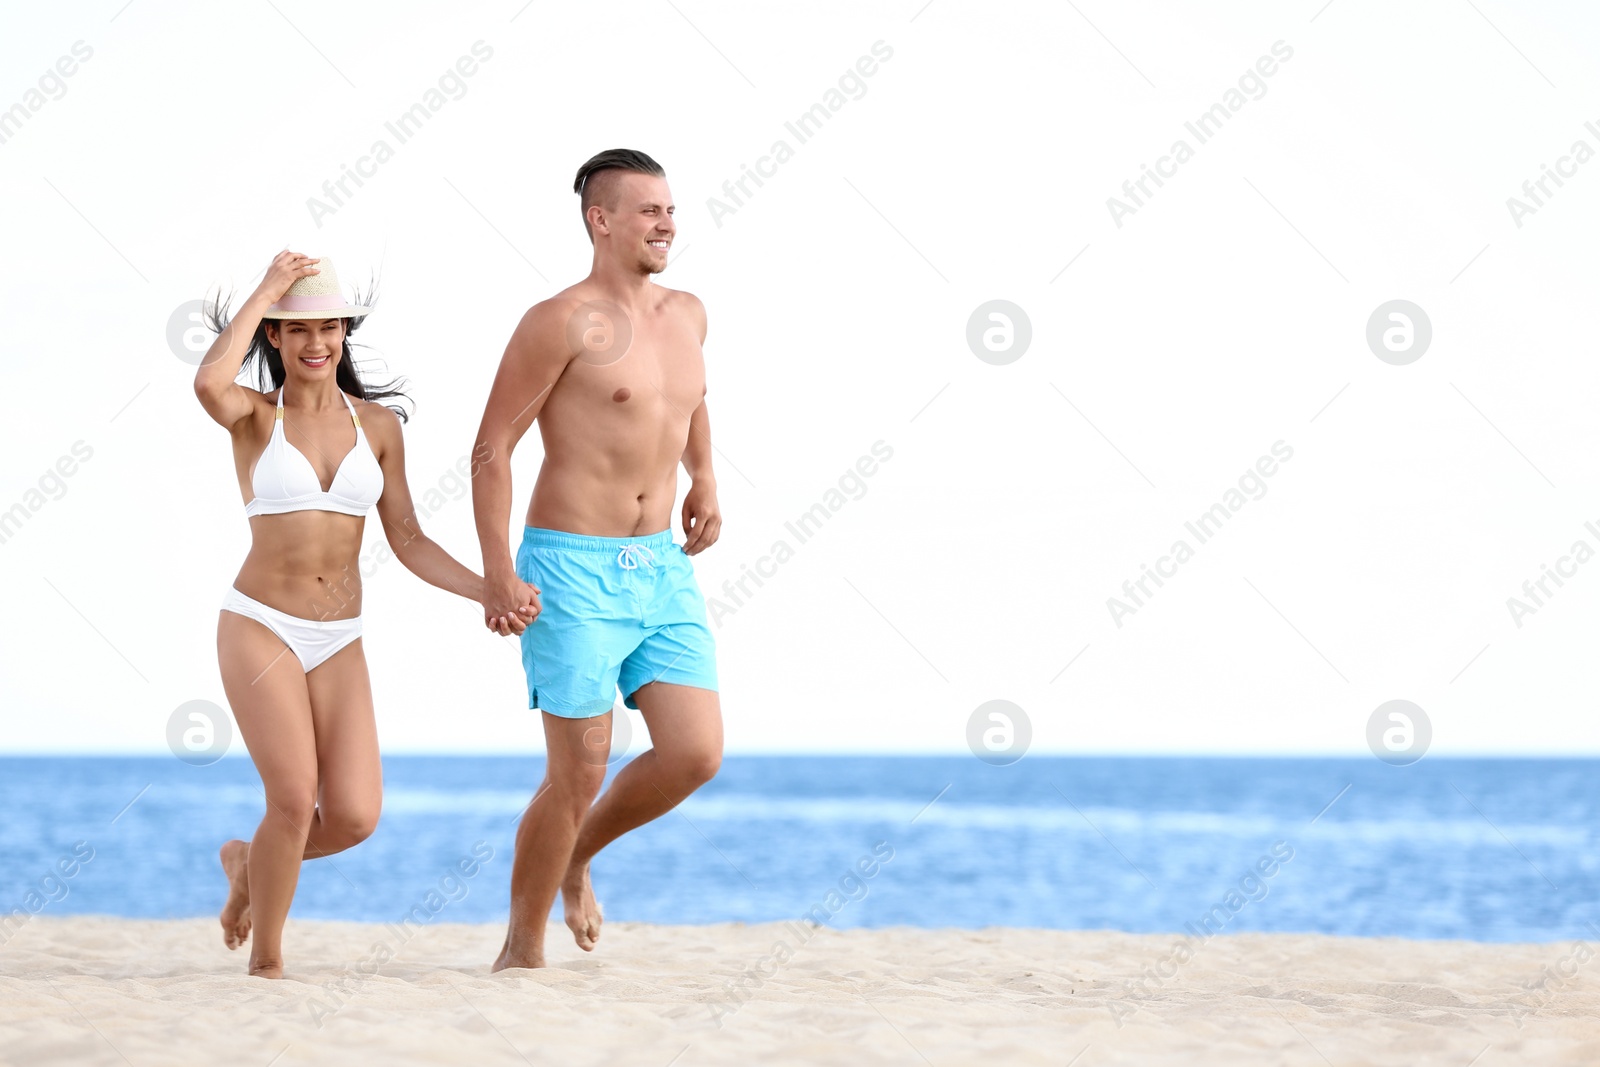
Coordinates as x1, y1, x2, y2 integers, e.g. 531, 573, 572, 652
340, 389, 362, 429
274, 380, 360, 428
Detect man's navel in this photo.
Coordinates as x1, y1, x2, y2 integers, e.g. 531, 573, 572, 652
612, 387, 631, 403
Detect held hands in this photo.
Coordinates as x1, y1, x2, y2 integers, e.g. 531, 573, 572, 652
482, 572, 541, 636
682, 480, 722, 555
254, 251, 319, 307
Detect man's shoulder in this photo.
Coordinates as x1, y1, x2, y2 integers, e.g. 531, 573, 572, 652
658, 286, 706, 331
656, 285, 704, 311
517, 291, 591, 326
502, 294, 587, 358
513, 287, 705, 332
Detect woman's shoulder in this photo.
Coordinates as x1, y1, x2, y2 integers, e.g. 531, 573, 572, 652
352, 394, 402, 442
225, 385, 279, 438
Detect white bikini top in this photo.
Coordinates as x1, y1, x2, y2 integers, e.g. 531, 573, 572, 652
245, 381, 384, 518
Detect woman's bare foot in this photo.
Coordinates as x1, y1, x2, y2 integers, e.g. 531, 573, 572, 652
218, 840, 252, 950
248, 956, 284, 979
561, 863, 603, 952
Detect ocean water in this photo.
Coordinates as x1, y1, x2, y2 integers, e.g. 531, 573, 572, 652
1, 755, 1595, 943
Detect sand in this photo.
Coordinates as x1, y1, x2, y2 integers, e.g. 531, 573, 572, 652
1, 917, 1596, 1065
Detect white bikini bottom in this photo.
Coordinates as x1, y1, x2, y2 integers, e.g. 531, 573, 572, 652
220, 587, 362, 673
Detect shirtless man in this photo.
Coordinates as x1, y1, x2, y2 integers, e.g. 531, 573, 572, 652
471, 149, 723, 971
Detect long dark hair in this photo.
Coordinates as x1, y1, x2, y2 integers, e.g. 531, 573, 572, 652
203, 282, 413, 422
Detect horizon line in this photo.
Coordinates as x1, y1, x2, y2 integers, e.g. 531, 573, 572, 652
1, 750, 1596, 760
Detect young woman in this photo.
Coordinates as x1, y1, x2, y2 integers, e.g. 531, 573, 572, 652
194, 250, 539, 978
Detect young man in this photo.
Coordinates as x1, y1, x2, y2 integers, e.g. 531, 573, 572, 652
471, 148, 723, 970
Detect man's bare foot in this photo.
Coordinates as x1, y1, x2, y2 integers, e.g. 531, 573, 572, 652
491, 932, 510, 971
218, 840, 252, 950
492, 927, 544, 972
490, 917, 547, 971
489, 953, 547, 979
561, 863, 603, 952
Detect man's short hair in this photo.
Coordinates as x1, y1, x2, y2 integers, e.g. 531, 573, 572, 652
574, 148, 667, 243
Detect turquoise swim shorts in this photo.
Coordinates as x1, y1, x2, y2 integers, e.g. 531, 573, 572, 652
515, 526, 719, 718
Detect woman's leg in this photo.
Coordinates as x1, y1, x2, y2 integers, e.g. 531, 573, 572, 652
304, 636, 382, 856
217, 611, 319, 978
217, 617, 381, 976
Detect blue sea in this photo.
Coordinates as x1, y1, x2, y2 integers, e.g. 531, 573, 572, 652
1, 756, 1595, 943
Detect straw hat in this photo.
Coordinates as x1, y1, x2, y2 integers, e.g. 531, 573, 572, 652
260, 257, 372, 319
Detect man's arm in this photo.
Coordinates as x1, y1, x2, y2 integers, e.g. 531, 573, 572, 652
679, 394, 721, 555
472, 299, 578, 624
679, 292, 721, 555
366, 403, 539, 631
682, 395, 714, 483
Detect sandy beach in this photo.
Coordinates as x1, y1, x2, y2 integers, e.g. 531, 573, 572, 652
0, 918, 1595, 1065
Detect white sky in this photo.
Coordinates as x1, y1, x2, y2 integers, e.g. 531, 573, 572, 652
3, 0, 1600, 756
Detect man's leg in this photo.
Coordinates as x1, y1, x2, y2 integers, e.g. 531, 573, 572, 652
559, 682, 723, 951
493, 711, 611, 971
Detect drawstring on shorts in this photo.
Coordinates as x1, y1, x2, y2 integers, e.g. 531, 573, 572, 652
617, 544, 656, 570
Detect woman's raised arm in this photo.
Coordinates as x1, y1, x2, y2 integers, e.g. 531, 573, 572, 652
193, 251, 319, 430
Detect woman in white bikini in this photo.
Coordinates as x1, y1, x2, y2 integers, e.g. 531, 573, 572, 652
194, 250, 540, 978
